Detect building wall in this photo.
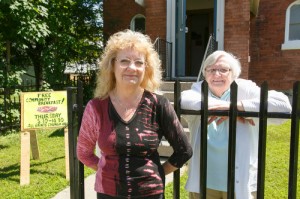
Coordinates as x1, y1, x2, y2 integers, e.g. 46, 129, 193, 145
103, 0, 300, 91
103, 0, 145, 41
103, 0, 165, 42
224, 0, 250, 79
250, 0, 300, 90
144, 0, 166, 41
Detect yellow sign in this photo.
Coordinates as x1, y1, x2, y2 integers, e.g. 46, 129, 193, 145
21, 91, 68, 131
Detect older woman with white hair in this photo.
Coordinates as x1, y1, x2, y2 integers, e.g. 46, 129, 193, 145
181, 50, 292, 199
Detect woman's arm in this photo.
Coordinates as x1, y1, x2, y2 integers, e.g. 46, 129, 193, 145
77, 101, 99, 171
159, 97, 193, 170
236, 79, 292, 113
162, 161, 178, 175
181, 82, 202, 110
237, 79, 292, 125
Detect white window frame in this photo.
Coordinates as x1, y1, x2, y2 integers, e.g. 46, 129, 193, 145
281, 0, 300, 50
130, 14, 146, 33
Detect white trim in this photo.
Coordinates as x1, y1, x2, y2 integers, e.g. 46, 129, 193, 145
281, 0, 300, 50
216, 0, 225, 50
135, 0, 145, 7
167, 0, 176, 77
282, 41, 300, 50
130, 14, 146, 32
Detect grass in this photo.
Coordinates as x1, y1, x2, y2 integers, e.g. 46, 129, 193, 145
264, 121, 300, 198
0, 128, 94, 199
165, 170, 189, 199
0, 121, 299, 199
165, 121, 300, 199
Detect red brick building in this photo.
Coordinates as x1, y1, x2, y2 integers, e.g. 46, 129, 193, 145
103, 0, 300, 91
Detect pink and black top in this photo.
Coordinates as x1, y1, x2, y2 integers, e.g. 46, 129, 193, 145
77, 90, 192, 198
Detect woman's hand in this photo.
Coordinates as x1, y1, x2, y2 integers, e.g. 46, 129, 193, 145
208, 115, 255, 126
208, 101, 255, 126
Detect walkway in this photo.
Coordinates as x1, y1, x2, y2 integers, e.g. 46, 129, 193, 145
52, 160, 187, 199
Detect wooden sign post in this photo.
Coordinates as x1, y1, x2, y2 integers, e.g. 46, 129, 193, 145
20, 91, 69, 185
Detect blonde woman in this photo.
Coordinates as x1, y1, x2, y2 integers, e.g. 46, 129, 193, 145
77, 29, 192, 199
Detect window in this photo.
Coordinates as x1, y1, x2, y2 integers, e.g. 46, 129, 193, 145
282, 1, 300, 50
130, 14, 145, 33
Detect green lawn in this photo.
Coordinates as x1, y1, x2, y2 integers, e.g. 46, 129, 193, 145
0, 121, 299, 199
0, 128, 94, 199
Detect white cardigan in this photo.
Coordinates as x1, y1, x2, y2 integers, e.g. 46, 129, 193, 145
181, 79, 292, 199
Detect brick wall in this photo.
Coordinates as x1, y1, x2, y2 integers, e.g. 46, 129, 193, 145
224, 0, 250, 79
103, 0, 145, 42
250, 0, 300, 90
103, 0, 165, 43
144, 0, 166, 41
103, 0, 300, 90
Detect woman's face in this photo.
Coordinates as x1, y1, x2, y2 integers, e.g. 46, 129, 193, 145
204, 56, 233, 97
114, 48, 146, 88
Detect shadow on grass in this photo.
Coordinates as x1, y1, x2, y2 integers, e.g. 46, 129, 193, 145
0, 156, 66, 182
0, 163, 21, 183
0, 144, 8, 150
0, 129, 19, 137
49, 128, 65, 137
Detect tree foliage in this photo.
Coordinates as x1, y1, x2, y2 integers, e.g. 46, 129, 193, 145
0, 0, 103, 90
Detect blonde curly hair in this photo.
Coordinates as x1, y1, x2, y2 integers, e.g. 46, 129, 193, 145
94, 29, 162, 99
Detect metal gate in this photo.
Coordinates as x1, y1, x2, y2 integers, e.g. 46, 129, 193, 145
67, 81, 85, 199
67, 80, 299, 199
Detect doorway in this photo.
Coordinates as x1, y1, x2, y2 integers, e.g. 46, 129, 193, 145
185, 9, 214, 77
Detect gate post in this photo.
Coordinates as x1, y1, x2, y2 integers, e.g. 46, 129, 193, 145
288, 81, 300, 199
67, 81, 85, 199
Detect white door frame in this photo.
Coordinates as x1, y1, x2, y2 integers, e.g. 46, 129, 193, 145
166, 0, 224, 77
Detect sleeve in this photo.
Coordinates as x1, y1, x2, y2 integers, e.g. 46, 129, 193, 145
159, 97, 193, 168
180, 82, 202, 111
237, 79, 292, 124
76, 100, 100, 169
180, 82, 202, 124
237, 79, 291, 112
180, 81, 230, 111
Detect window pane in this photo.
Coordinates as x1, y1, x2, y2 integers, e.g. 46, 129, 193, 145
289, 24, 300, 40
134, 18, 145, 33
290, 5, 300, 23
289, 4, 300, 40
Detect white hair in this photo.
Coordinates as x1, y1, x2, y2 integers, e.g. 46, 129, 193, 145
202, 50, 241, 80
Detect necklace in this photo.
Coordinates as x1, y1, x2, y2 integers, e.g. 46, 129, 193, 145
113, 89, 143, 113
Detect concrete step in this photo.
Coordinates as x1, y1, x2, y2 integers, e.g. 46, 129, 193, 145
161, 91, 174, 102
160, 81, 193, 92
180, 116, 188, 128
158, 81, 193, 157
159, 81, 193, 104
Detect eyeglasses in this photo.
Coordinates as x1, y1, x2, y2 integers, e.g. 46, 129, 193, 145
115, 58, 146, 69
205, 68, 231, 75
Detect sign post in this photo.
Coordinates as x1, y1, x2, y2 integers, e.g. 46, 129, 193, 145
20, 91, 68, 185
